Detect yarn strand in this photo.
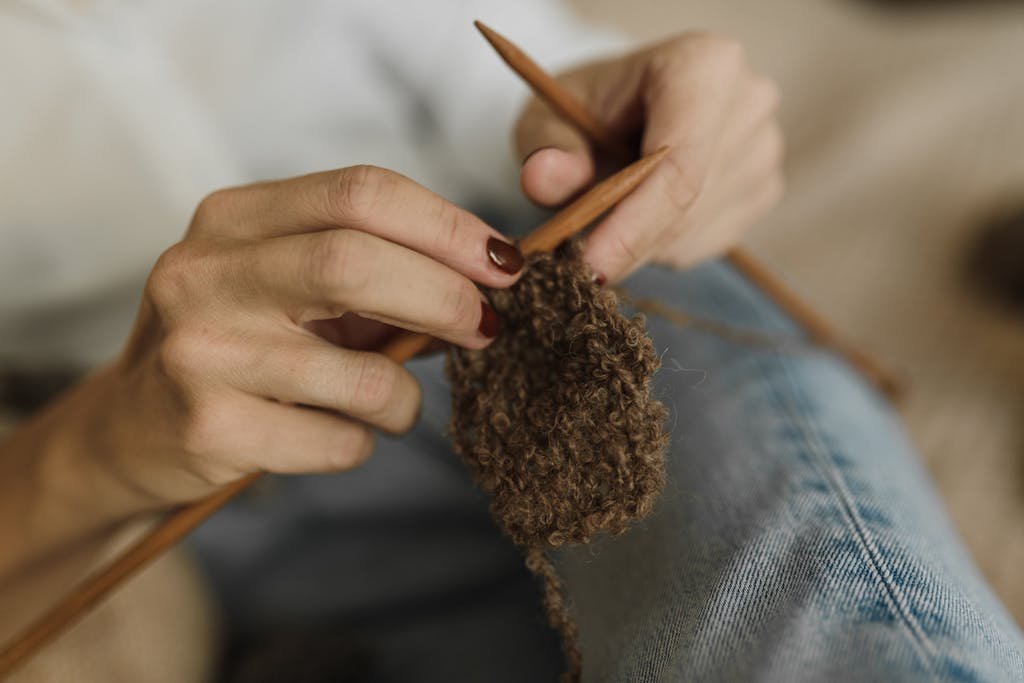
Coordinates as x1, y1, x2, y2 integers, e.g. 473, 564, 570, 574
447, 242, 668, 680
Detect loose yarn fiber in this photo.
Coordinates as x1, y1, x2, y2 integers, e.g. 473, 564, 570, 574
447, 241, 668, 681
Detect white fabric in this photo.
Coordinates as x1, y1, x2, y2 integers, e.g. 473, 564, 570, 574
0, 0, 624, 365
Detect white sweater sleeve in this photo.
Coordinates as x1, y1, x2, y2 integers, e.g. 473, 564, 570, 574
351, 0, 628, 203
0, 0, 628, 366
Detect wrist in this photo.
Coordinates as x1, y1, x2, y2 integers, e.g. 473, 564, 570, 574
62, 363, 189, 516
0, 366, 167, 579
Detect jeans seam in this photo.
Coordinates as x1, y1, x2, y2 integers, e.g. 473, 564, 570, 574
771, 354, 941, 676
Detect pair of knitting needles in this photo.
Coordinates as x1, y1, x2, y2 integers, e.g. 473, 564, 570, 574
0, 42, 669, 683
473, 21, 900, 400
0, 22, 898, 677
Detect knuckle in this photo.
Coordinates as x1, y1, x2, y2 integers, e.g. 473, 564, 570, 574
179, 400, 230, 460
671, 32, 745, 71
611, 230, 644, 266
190, 189, 235, 233
392, 380, 422, 434
661, 155, 704, 209
513, 98, 549, 149
352, 427, 377, 467
350, 426, 376, 465
704, 34, 745, 67
328, 425, 375, 470
438, 283, 480, 333
431, 200, 465, 256
157, 328, 211, 384
156, 332, 191, 382
148, 241, 227, 315
157, 323, 240, 389
147, 244, 192, 310
309, 229, 372, 300
350, 355, 401, 417
376, 373, 421, 435
333, 165, 391, 226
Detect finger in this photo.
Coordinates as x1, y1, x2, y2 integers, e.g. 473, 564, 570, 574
713, 75, 782, 174
644, 121, 784, 270
585, 117, 779, 283
516, 98, 595, 207
582, 37, 748, 282
676, 172, 785, 267
672, 115, 783, 241
700, 119, 785, 222
197, 166, 524, 287
229, 333, 421, 435
212, 394, 378, 476
521, 147, 595, 208
640, 35, 747, 173
580, 162, 684, 283
242, 229, 499, 349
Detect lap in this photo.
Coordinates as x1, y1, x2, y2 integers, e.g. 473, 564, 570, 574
190, 261, 1024, 682
561, 263, 1024, 682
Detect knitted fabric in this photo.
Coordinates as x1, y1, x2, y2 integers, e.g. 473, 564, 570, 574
446, 242, 668, 681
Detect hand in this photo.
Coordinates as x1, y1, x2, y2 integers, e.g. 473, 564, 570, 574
102, 166, 524, 505
515, 32, 784, 283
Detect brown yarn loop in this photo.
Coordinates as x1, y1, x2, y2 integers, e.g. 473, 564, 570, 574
447, 242, 668, 681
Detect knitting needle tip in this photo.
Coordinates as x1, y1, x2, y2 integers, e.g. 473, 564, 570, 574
632, 145, 671, 173
474, 20, 520, 63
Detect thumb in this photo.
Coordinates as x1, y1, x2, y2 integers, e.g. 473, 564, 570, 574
515, 98, 595, 207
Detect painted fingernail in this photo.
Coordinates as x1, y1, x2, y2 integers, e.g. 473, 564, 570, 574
478, 301, 500, 338
486, 237, 524, 275
592, 273, 607, 287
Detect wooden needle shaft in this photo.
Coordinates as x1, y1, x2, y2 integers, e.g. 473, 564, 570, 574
0, 147, 670, 679
474, 20, 901, 401
475, 21, 634, 163
380, 146, 669, 360
0, 473, 259, 678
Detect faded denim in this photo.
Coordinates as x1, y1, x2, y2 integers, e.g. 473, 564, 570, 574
191, 262, 1024, 682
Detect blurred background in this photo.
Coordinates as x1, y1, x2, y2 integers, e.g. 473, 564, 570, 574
569, 0, 1024, 624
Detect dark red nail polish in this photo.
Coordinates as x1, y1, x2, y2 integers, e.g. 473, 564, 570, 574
592, 273, 607, 287
486, 237, 524, 275
478, 301, 500, 338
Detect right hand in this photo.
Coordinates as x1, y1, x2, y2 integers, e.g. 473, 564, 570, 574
102, 165, 524, 506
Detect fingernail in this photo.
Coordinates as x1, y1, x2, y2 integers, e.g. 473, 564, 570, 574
478, 301, 500, 338
486, 237, 524, 275
522, 146, 556, 165
591, 273, 607, 287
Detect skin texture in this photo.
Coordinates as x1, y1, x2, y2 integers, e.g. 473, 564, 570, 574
0, 166, 524, 658
517, 32, 784, 283
0, 32, 782, 677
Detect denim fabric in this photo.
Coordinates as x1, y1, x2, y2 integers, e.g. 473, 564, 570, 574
190, 261, 1024, 682
556, 263, 1024, 682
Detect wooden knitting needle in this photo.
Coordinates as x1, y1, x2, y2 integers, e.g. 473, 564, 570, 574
0, 148, 671, 679
0, 472, 260, 678
381, 146, 669, 360
475, 21, 902, 401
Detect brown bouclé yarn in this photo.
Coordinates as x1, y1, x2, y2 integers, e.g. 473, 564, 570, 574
446, 241, 668, 681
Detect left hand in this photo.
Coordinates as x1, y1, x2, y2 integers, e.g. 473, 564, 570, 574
515, 32, 784, 283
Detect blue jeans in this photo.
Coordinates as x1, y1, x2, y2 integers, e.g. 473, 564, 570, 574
191, 262, 1024, 682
